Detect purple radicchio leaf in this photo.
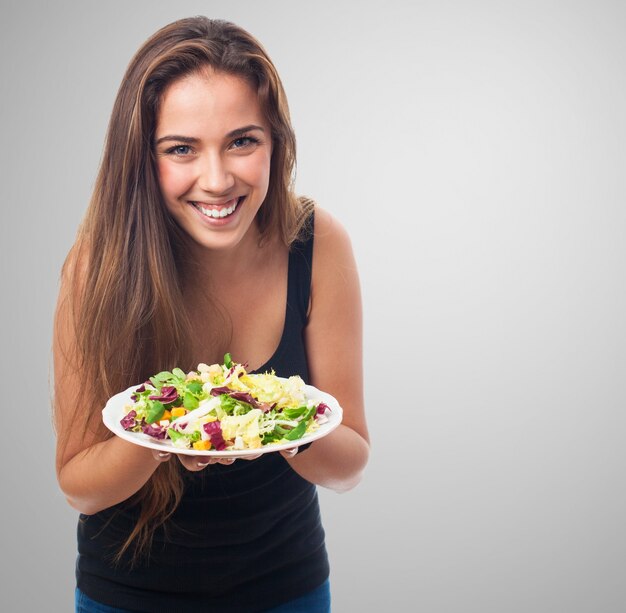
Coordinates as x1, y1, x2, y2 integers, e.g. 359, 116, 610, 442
258, 402, 273, 414
210, 386, 232, 396
148, 385, 178, 404
203, 420, 227, 450
228, 391, 261, 408
209, 388, 264, 410
141, 421, 167, 440
130, 384, 146, 402
316, 402, 330, 416
224, 363, 247, 379
120, 410, 137, 430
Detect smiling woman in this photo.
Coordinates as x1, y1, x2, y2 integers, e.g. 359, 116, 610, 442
52, 15, 368, 613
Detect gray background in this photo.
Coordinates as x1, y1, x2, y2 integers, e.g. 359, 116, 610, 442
1, 0, 625, 611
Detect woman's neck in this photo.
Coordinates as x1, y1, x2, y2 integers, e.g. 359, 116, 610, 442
181, 224, 282, 289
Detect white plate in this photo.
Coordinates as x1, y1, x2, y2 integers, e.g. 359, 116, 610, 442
102, 381, 343, 457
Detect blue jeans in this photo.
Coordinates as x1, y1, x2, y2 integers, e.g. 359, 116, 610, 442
75, 579, 331, 612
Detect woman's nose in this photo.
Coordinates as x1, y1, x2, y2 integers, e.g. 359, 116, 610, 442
197, 153, 235, 194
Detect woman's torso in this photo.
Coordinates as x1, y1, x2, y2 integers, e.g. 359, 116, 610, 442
76, 216, 329, 613
184, 232, 290, 372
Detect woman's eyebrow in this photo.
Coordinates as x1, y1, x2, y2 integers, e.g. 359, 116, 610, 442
154, 135, 199, 146
226, 124, 265, 137
155, 125, 265, 146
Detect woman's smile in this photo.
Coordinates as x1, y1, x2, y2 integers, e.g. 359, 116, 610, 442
191, 196, 241, 219
188, 195, 245, 225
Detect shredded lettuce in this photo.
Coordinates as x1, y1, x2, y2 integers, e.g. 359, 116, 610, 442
120, 354, 331, 450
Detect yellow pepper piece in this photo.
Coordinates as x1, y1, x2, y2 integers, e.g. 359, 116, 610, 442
171, 407, 187, 418
193, 440, 212, 451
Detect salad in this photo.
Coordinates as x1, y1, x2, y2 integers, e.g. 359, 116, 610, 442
119, 354, 331, 452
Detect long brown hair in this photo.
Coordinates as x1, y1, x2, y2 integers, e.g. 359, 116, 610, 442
58, 16, 311, 562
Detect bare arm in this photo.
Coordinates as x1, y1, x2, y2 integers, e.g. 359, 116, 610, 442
56, 438, 166, 516
282, 208, 370, 492
53, 257, 171, 516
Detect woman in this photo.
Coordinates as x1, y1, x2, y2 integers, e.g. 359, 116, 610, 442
53, 16, 369, 613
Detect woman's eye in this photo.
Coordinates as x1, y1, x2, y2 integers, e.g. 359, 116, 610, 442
232, 136, 258, 149
166, 145, 191, 155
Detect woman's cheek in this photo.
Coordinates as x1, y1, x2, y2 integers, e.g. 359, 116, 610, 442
157, 161, 189, 198
247, 153, 272, 192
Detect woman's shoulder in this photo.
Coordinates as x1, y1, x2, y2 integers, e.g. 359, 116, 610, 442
310, 204, 354, 264
292, 198, 350, 249
305, 204, 359, 317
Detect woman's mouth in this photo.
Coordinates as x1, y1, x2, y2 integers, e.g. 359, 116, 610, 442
190, 197, 242, 219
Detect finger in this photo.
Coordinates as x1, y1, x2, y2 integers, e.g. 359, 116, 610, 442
280, 447, 298, 459
218, 457, 236, 465
177, 455, 212, 471
152, 450, 172, 462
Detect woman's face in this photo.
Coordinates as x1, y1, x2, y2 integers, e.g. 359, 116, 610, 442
154, 70, 272, 253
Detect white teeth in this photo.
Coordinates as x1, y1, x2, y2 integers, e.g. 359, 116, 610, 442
195, 199, 239, 219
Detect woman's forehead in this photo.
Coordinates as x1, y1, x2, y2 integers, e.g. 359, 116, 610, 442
156, 71, 266, 138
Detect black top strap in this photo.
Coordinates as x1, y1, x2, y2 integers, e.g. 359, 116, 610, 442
287, 212, 314, 323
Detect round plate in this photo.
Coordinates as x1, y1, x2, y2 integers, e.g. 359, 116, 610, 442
102, 381, 343, 457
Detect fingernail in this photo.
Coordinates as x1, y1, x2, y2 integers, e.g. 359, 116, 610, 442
197, 461, 210, 468
158, 452, 170, 458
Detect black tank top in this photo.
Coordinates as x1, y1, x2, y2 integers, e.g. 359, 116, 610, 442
76, 218, 329, 612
